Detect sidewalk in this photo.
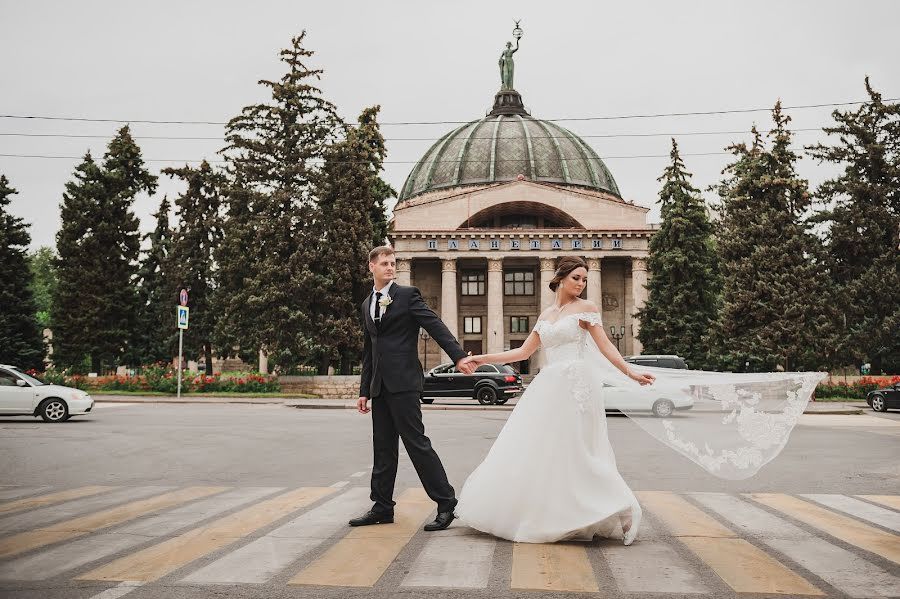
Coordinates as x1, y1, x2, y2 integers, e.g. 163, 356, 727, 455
96, 395, 867, 414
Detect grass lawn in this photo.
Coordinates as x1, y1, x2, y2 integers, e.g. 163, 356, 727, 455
813, 396, 866, 402
90, 390, 317, 399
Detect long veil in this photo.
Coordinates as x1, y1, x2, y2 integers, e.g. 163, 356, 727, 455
581, 333, 827, 480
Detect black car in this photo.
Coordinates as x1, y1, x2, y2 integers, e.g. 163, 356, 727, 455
624, 354, 689, 369
867, 382, 900, 412
422, 363, 523, 405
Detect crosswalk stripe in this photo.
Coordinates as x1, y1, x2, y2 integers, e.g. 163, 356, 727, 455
0, 485, 113, 515
0, 487, 283, 581
0, 486, 172, 535
510, 542, 599, 593
802, 494, 900, 533
289, 488, 434, 587
401, 531, 496, 588
600, 518, 710, 594
0, 487, 52, 502
750, 493, 900, 566
693, 492, 900, 598
75, 487, 335, 582
0, 486, 224, 560
858, 495, 900, 511
182, 487, 369, 584
638, 491, 823, 595
84, 581, 144, 599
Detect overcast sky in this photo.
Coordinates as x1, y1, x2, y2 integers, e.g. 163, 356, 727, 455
3, 0, 898, 251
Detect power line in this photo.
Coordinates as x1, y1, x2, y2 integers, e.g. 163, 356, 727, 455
0, 127, 824, 142
0, 98, 894, 128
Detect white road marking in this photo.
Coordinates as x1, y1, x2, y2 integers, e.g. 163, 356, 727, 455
0, 487, 282, 581
84, 581, 143, 599
350, 471, 368, 478
801, 493, 900, 533
329, 481, 349, 488
0, 487, 52, 501
182, 487, 369, 584
691, 492, 900, 598
402, 531, 496, 588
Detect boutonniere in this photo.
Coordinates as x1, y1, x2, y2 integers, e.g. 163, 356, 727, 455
378, 295, 393, 310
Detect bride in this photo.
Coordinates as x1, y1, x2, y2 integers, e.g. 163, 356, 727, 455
456, 256, 655, 545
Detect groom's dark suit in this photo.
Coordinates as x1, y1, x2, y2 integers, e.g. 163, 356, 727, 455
360, 282, 467, 514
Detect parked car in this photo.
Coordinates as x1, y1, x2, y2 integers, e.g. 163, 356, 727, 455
623, 354, 689, 369
422, 363, 522, 405
0, 365, 94, 422
867, 382, 900, 412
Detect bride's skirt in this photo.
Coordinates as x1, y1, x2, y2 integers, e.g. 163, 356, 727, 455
456, 358, 641, 543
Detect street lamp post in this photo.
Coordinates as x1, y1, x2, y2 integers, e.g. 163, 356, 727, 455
609, 325, 626, 352
419, 328, 431, 373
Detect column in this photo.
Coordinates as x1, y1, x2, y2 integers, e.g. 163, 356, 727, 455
440, 258, 459, 362
395, 258, 411, 286
539, 258, 556, 311
631, 257, 648, 356
586, 258, 602, 307
487, 258, 504, 354
258, 349, 268, 375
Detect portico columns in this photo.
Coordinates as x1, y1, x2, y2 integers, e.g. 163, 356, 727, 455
539, 258, 557, 311
395, 258, 411, 286
440, 258, 459, 362
586, 258, 602, 307
631, 257, 648, 356
487, 258, 504, 354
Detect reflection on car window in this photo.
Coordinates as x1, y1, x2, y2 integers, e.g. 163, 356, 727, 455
13, 370, 43, 386
500, 364, 517, 374
0, 371, 20, 386
475, 364, 498, 373
658, 359, 677, 368
634, 360, 658, 367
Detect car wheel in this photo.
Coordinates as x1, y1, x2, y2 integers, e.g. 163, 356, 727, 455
476, 387, 497, 405
871, 395, 887, 412
652, 399, 675, 418
494, 396, 509, 405
38, 398, 69, 423
420, 398, 434, 404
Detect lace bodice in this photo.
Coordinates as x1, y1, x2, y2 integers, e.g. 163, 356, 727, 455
534, 312, 602, 366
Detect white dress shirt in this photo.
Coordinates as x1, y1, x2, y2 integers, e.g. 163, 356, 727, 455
370, 280, 394, 322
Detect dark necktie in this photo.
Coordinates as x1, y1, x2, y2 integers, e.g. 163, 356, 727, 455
374, 292, 382, 322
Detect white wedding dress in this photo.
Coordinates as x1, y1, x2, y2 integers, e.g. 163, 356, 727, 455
456, 311, 641, 544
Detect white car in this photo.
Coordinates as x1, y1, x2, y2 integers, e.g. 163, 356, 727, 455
602, 384, 694, 417
0, 365, 94, 422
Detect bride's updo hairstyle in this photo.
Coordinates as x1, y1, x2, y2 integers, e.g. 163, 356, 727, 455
548, 256, 587, 292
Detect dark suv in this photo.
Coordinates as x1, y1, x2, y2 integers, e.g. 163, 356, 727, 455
624, 354, 689, 369
867, 382, 900, 412
422, 363, 523, 405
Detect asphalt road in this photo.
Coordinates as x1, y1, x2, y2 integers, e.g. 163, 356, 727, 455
0, 403, 898, 599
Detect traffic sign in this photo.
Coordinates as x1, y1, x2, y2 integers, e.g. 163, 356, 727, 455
179, 289, 189, 307
177, 306, 190, 330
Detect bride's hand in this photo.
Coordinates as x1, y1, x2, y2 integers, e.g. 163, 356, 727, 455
628, 369, 655, 386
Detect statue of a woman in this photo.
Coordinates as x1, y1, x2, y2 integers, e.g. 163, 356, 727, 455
499, 39, 519, 91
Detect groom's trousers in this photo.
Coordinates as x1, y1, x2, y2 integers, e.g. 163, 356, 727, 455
370, 388, 457, 514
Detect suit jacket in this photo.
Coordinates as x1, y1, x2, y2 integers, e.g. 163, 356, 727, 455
359, 283, 467, 398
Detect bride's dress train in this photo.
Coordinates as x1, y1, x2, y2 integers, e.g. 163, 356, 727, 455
456, 312, 641, 544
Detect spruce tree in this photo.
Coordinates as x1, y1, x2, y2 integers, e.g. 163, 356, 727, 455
54, 128, 157, 372
28, 246, 57, 330
807, 78, 900, 374
163, 161, 224, 373
710, 104, 831, 372
134, 196, 174, 364
313, 106, 390, 374
635, 139, 721, 370
218, 32, 340, 370
0, 175, 44, 370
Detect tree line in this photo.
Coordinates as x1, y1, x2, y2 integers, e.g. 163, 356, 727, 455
0, 35, 897, 375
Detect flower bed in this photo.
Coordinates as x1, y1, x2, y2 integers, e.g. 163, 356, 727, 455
816, 375, 900, 399
29, 363, 280, 394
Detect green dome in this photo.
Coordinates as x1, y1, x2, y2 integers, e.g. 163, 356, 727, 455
399, 111, 621, 201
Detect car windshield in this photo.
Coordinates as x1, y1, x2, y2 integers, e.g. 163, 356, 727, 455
11, 370, 44, 386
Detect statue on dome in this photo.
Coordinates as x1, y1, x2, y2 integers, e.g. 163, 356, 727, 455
499, 20, 523, 91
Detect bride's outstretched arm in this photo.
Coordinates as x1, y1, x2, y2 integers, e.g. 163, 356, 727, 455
585, 319, 655, 385
470, 330, 541, 366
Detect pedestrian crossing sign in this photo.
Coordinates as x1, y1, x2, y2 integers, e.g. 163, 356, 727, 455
177, 305, 190, 329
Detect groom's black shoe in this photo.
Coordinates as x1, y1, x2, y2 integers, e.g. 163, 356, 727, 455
348, 509, 394, 527
423, 511, 455, 531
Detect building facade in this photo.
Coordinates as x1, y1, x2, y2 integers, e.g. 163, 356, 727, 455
389, 84, 656, 374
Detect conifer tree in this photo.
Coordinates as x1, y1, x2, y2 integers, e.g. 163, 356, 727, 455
807, 78, 900, 374
635, 139, 721, 370
0, 175, 44, 369
134, 196, 174, 364
710, 104, 831, 372
312, 106, 391, 374
163, 161, 224, 372
218, 32, 340, 370
28, 246, 57, 330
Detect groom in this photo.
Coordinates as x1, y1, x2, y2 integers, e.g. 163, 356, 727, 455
352, 245, 475, 531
